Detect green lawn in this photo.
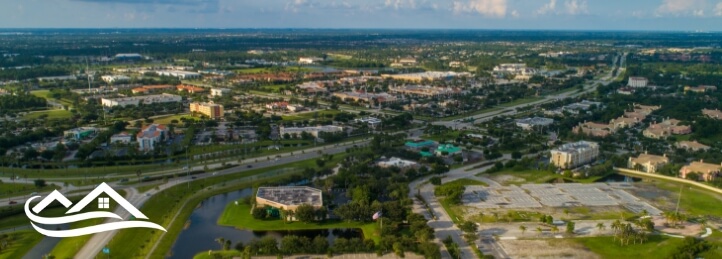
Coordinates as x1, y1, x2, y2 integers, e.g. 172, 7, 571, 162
644, 179, 722, 218
498, 97, 544, 108
137, 182, 164, 193
193, 250, 242, 259
150, 114, 196, 125
572, 235, 686, 259
281, 110, 343, 121
218, 203, 378, 242
441, 178, 488, 187
22, 109, 73, 120
0, 182, 59, 198
439, 197, 464, 224
0, 231, 44, 259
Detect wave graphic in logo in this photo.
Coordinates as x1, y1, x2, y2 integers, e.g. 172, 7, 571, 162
25, 183, 167, 237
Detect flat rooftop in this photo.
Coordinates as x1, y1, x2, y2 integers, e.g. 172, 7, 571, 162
256, 186, 323, 207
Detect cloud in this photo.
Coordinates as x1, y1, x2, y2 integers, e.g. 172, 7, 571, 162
73, 0, 217, 5
453, 0, 507, 18
385, 0, 417, 10
716, 2, 722, 16
535, 0, 556, 15
656, 0, 705, 16
565, 0, 588, 15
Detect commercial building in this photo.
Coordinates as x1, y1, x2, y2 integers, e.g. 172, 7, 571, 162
101, 75, 130, 84
114, 53, 143, 60
381, 71, 471, 82
137, 124, 168, 151
255, 186, 323, 212
377, 157, 418, 169
64, 127, 98, 140
355, 117, 382, 128
333, 92, 398, 104
550, 141, 600, 169
627, 77, 649, 88
493, 63, 535, 75
298, 57, 324, 64
210, 88, 231, 97
684, 85, 717, 93
435, 144, 462, 156
279, 125, 344, 138
266, 102, 288, 110
287, 104, 304, 112
156, 70, 201, 79
388, 85, 462, 97
405, 140, 435, 149
110, 132, 133, 144
190, 102, 224, 119
680, 160, 720, 182
177, 85, 207, 94
101, 94, 182, 107
628, 152, 669, 173
515, 117, 554, 130
131, 85, 175, 94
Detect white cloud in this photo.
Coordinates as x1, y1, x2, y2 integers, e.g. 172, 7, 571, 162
385, 0, 417, 10
565, 0, 588, 15
510, 9, 519, 18
716, 2, 722, 16
535, 0, 556, 15
656, 0, 705, 16
453, 0, 507, 18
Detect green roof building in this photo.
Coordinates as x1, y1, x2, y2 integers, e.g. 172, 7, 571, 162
435, 144, 462, 156
420, 151, 434, 157
405, 140, 435, 149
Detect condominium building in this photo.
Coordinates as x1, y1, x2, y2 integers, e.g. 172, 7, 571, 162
680, 160, 721, 182
628, 152, 669, 173
190, 102, 224, 119
702, 108, 722, 120
676, 140, 710, 152
550, 141, 600, 169
643, 119, 691, 139
573, 121, 613, 138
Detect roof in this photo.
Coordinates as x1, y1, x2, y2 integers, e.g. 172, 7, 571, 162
682, 161, 721, 174
256, 186, 322, 207
405, 140, 435, 148
630, 153, 669, 165
436, 144, 461, 153
676, 140, 710, 150
552, 141, 599, 153
137, 124, 167, 139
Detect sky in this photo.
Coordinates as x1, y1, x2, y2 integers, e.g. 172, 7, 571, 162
1, 0, 722, 31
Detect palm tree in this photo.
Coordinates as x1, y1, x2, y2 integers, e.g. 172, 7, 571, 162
215, 237, 225, 250
596, 222, 606, 233
519, 225, 527, 236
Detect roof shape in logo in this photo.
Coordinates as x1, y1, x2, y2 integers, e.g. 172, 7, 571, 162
65, 182, 147, 219
32, 190, 72, 214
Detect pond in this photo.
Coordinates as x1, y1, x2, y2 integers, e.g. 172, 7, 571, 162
595, 173, 642, 183
168, 188, 361, 258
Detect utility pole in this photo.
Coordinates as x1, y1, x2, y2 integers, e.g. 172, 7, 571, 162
675, 185, 682, 215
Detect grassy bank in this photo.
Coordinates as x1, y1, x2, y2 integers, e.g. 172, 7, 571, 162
572, 235, 685, 259
0, 231, 44, 259
217, 203, 378, 242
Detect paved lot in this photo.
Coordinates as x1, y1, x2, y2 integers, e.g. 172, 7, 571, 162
463, 182, 662, 215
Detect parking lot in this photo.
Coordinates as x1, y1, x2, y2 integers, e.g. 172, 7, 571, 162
463, 182, 662, 215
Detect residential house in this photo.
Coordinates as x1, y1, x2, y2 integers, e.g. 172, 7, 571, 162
680, 160, 720, 182
628, 152, 669, 173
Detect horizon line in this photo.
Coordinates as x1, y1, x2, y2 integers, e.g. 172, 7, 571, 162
0, 27, 716, 33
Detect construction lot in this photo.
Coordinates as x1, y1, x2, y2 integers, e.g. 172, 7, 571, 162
462, 182, 662, 216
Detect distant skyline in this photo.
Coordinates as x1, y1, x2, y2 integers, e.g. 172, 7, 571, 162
2, 0, 722, 31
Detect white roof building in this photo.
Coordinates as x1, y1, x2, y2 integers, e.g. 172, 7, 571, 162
210, 88, 231, 97
516, 117, 554, 130
156, 70, 201, 79
101, 75, 130, 83
101, 94, 182, 108
377, 157, 418, 168
280, 125, 344, 138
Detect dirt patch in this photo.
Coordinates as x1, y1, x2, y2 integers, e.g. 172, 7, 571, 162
628, 183, 676, 211
652, 216, 704, 236
488, 174, 526, 185
500, 239, 600, 259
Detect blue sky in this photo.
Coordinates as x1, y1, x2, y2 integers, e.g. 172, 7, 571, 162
1, 0, 721, 30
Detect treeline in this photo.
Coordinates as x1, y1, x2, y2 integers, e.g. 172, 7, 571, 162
0, 94, 46, 112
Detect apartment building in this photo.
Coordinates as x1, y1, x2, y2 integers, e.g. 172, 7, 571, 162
190, 102, 224, 119
550, 141, 600, 169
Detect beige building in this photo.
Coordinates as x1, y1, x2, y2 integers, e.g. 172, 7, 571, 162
628, 152, 669, 173
680, 160, 721, 182
676, 140, 710, 152
190, 102, 224, 119
643, 119, 691, 139
702, 108, 722, 120
255, 186, 323, 212
550, 141, 600, 169
573, 121, 613, 138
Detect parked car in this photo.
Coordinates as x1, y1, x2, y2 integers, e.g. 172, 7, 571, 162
8, 201, 17, 205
